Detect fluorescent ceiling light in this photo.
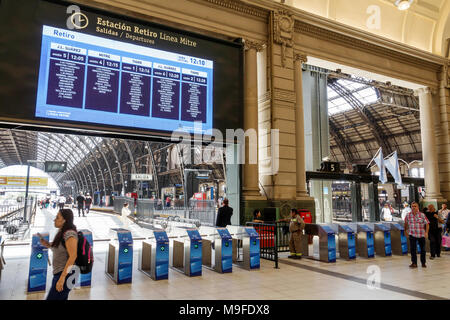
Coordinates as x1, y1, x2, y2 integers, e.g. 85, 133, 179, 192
395, 0, 413, 10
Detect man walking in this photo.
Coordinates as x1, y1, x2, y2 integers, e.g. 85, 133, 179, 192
85, 193, 92, 214
76, 193, 86, 217
215, 198, 233, 227
404, 202, 429, 268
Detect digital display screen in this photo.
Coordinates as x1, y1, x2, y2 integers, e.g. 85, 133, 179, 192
0, 0, 243, 137
36, 26, 213, 134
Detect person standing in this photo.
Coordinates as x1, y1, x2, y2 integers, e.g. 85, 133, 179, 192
121, 203, 131, 229
425, 204, 444, 259
278, 209, 305, 259
401, 202, 411, 221
439, 203, 449, 234
381, 203, 393, 222
84, 194, 92, 215
76, 193, 85, 217
58, 195, 66, 210
215, 198, 233, 227
39, 209, 78, 300
252, 209, 264, 223
404, 202, 429, 268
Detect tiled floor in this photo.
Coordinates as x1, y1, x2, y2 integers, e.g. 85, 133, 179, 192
0, 208, 449, 300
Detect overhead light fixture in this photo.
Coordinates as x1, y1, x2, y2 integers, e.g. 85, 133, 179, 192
395, 0, 413, 10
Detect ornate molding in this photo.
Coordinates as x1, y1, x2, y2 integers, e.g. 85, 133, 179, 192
243, 39, 266, 52
414, 87, 437, 96
196, 0, 269, 20
273, 10, 294, 68
294, 20, 442, 73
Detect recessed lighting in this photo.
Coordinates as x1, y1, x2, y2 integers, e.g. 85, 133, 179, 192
395, 0, 413, 10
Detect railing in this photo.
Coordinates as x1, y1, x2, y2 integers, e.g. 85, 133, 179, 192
246, 222, 279, 268
0, 198, 37, 240
113, 196, 135, 214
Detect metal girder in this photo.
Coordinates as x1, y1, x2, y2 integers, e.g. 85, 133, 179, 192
105, 138, 124, 192
65, 135, 95, 195
79, 136, 104, 193
145, 142, 159, 195
328, 79, 393, 155
329, 119, 354, 165
89, 137, 114, 193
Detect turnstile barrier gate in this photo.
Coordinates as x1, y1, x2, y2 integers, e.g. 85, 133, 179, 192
202, 228, 232, 273
383, 223, 408, 255
170, 229, 202, 277
78, 229, 93, 287
139, 230, 169, 280
355, 224, 375, 258
0, 236, 5, 280
231, 227, 260, 270
373, 223, 392, 257
28, 232, 50, 292
318, 225, 336, 263
337, 224, 356, 260
106, 228, 133, 284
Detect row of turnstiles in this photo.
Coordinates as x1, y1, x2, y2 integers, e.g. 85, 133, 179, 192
26, 226, 261, 292
301, 222, 424, 263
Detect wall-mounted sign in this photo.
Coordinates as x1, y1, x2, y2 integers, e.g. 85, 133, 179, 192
0, 176, 48, 187
131, 174, 152, 181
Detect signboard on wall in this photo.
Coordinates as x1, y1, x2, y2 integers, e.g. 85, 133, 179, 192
0, 176, 48, 187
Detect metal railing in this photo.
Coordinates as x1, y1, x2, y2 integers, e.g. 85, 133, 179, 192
113, 196, 135, 214
246, 222, 279, 268
0, 198, 37, 240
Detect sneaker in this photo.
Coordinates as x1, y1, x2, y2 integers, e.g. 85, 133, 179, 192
409, 263, 417, 268
422, 264, 427, 268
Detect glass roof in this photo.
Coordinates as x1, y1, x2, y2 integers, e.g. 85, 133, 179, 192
328, 78, 379, 116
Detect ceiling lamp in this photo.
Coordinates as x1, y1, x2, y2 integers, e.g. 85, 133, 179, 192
395, 0, 413, 10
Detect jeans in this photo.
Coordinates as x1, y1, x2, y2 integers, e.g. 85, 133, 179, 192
46, 271, 75, 300
78, 205, 85, 217
409, 236, 426, 265
429, 228, 442, 257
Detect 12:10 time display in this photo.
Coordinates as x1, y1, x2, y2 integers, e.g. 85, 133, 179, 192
190, 57, 206, 66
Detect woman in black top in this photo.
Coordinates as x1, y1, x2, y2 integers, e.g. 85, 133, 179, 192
424, 204, 441, 259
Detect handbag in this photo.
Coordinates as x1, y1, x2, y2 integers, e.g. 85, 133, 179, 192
442, 233, 450, 248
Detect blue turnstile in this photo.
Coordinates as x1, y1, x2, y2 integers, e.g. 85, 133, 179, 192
243, 227, 260, 269
171, 229, 202, 277
106, 228, 133, 284
384, 223, 408, 255
215, 228, 232, 273
318, 225, 336, 263
139, 230, 169, 280
28, 233, 50, 292
0, 235, 4, 280
374, 223, 392, 257
356, 224, 375, 258
337, 224, 356, 260
78, 229, 93, 287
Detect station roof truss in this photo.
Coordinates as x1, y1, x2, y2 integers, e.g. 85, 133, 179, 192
0, 128, 226, 196
326, 72, 421, 169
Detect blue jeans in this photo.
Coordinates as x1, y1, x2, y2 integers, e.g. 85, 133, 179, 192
46, 271, 75, 300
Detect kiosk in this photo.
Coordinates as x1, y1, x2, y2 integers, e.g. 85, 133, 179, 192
170, 229, 202, 277
337, 224, 356, 260
373, 223, 392, 257
106, 228, 133, 284
202, 227, 232, 273
78, 229, 93, 287
28, 232, 50, 292
139, 230, 169, 280
355, 224, 375, 258
383, 223, 408, 255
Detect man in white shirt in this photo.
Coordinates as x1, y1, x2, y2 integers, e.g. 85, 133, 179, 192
401, 202, 412, 221
381, 203, 392, 221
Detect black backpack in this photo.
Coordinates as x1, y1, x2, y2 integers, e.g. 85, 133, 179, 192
63, 231, 94, 274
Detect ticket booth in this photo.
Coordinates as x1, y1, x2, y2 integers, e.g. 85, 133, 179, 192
78, 229, 93, 287
139, 230, 169, 280
170, 229, 202, 277
106, 228, 133, 284
28, 233, 50, 293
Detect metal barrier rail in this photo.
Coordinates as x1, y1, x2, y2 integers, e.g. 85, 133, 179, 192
0, 198, 37, 240
246, 222, 278, 268
273, 221, 291, 253
113, 197, 135, 214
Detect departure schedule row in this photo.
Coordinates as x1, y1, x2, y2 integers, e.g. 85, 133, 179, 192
45, 43, 209, 123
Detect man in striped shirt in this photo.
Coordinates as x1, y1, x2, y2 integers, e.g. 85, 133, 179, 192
404, 202, 429, 268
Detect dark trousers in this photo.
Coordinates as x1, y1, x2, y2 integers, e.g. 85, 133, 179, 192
46, 271, 75, 300
429, 228, 442, 257
58, 203, 64, 210
85, 205, 90, 214
78, 205, 85, 217
409, 236, 426, 265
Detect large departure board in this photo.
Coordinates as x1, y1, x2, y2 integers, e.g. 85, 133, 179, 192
36, 26, 213, 134
0, 0, 243, 138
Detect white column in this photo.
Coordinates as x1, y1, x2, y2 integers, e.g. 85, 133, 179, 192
294, 53, 309, 199
416, 87, 445, 201
243, 40, 264, 200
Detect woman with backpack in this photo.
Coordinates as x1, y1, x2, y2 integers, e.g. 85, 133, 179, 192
39, 209, 78, 300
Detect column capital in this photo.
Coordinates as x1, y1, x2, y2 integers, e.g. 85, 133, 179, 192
414, 87, 437, 96
243, 39, 266, 52
294, 52, 308, 64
